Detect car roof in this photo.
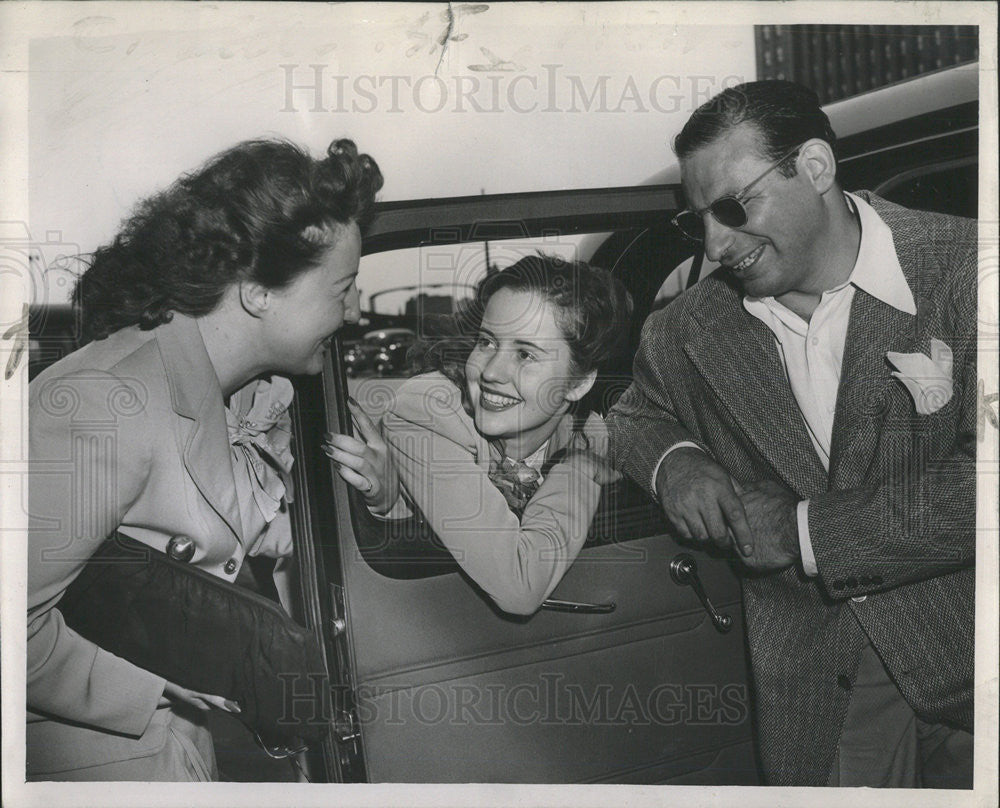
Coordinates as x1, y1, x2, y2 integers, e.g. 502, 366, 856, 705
363, 63, 977, 257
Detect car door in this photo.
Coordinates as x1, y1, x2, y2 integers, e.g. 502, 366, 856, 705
287, 186, 760, 784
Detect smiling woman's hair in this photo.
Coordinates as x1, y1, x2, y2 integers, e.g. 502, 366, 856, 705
412, 253, 632, 430
474, 254, 633, 375
74, 138, 382, 342
673, 80, 838, 177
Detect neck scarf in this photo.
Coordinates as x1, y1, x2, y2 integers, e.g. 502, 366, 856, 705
488, 449, 543, 517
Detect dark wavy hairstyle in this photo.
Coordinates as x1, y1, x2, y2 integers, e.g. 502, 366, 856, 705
74, 138, 383, 341
414, 253, 633, 433
673, 80, 838, 178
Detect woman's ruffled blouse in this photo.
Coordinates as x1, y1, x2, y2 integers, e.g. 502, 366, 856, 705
225, 375, 295, 557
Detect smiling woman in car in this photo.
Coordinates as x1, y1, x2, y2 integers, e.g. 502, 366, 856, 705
323, 254, 632, 615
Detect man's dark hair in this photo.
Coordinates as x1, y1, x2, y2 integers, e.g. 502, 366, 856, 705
673, 80, 838, 177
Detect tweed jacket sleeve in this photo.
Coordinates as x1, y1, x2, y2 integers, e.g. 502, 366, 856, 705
381, 373, 604, 615
806, 200, 978, 597
606, 308, 708, 499
28, 368, 166, 736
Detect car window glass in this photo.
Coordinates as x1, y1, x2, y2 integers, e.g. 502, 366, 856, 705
874, 159, 977, 219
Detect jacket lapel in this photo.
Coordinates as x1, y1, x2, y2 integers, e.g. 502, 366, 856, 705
156, 314, 244, 541
827, 290, 916, 486
684, 282, 828, 499
828, 194, 921, 488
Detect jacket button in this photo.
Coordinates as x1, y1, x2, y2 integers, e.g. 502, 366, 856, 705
166, 535, 195, 563
224, 558, 238, 574
851, 595, 867, 603
846, 577, 858, 589
871, 575, 883, 586
837, 675, 852, 690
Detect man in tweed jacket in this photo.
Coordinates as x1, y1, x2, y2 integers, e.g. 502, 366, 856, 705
607, 80, 975, 787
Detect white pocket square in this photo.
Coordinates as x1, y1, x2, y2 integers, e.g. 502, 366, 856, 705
886, 338, 953, 415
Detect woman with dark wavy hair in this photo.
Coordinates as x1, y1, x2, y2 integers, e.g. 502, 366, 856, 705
28, 138, 382, 780
324, 254, 632, 615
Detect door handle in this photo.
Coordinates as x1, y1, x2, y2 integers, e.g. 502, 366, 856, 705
540, 597, 616, 614
670, 553, 733, 633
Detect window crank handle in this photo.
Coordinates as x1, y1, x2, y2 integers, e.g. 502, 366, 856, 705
670, 553, 733, 634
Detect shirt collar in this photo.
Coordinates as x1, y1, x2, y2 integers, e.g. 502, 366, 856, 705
523, 442, 548, 472
845, 191, 916, 315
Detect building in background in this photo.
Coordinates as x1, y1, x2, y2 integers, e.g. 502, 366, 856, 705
756, 25, 979, 103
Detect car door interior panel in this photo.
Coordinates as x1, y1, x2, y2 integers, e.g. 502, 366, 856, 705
325, 425, 755, 783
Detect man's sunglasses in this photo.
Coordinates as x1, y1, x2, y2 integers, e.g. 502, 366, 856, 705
671, 143, 805, 241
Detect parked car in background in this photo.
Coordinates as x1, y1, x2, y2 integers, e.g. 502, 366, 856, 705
342, 332, 379, 377
343, 328, 416, 377
371, 328, 417, 376
24, 63, 979, 783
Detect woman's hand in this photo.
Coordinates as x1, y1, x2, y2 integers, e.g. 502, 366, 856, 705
322, 397, 400, 514
561, 448, 620, 485
159, 680, 241, 713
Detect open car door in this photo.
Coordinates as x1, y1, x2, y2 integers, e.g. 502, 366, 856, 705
287, 186, 759, 784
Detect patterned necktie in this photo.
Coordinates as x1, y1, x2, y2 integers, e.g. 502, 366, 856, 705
488, 453, 542, 517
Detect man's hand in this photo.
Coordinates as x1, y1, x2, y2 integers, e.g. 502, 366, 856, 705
738, 480, 800, 572
656, 447, 754, 556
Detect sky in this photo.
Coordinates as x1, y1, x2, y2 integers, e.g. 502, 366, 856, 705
18, 3, 758, 306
